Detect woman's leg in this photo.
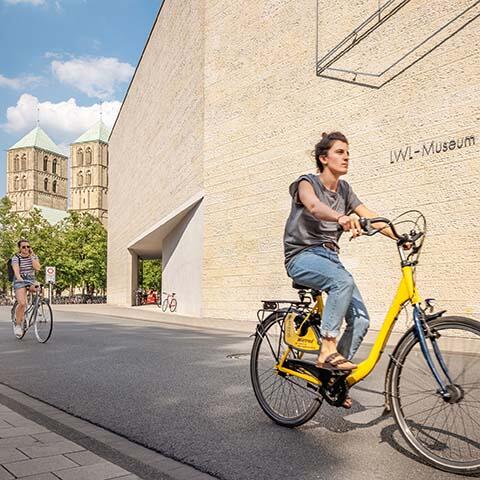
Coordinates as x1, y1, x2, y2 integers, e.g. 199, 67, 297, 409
15, 287, 27, 326
337, 283, 370, 360
287, 247, 357, 368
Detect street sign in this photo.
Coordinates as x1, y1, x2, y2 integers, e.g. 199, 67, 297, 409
45, 266, 56, 283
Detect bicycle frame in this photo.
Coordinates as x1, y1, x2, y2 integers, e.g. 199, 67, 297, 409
26, 287, 42, 327
276, 265, 421, 387
346, 265, 420, 387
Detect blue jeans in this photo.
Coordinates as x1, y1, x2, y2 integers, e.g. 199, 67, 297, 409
286, 246, 370, 360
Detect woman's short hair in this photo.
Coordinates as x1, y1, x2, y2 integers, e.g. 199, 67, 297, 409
314, 132, 348, 172
17, 239, 29, 248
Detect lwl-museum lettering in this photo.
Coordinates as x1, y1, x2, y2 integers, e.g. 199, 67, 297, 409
390, 134, 475, 164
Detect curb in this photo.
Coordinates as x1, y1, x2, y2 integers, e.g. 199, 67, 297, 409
0, 383, 218, 480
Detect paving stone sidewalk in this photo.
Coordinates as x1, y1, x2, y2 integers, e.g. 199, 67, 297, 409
0, 403, 139, 480
0, 383, 216, 480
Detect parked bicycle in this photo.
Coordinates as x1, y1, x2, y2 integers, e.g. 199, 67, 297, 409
11, 283, 53, 343
0, 294, 13, 306
250, 210, 480, 475
158, 291, 177, 312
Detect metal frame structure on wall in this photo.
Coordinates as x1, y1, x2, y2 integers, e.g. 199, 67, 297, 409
316, 0, 480, 88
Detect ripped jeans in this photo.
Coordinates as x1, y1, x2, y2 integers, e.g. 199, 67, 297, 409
286, 245, 370, 360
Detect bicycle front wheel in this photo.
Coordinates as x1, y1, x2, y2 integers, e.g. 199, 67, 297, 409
169, 298, 177, 312
161, 298, 168, 312
390, 316, 480, 474
250, 311, 321, 427
34, 300, 53, 343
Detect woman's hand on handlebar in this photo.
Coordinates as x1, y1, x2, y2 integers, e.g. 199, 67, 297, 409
337, 214, 362, 238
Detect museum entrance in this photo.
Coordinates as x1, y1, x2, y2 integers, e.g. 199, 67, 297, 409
135, 258, 162, 306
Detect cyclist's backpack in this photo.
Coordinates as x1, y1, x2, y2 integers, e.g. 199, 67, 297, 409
6, 254, 20, 282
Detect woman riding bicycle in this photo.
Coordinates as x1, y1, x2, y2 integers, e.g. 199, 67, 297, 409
284, 132, 404, 402
11, 239, 40, 338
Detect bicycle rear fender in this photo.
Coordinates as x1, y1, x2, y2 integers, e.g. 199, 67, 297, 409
254, 307, 300, 338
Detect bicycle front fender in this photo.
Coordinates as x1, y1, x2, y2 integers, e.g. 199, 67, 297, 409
383, 308, 447, 410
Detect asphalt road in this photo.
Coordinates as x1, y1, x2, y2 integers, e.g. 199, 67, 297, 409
0, 307, 465, 480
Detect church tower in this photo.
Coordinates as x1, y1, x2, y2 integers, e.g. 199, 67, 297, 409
7, 126, 68, 214
69, 120, 110, 226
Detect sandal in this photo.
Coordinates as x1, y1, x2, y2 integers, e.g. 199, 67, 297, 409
316, 352, 358, 372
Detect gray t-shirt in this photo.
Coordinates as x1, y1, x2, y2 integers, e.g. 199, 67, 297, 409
283, 174, 362, 266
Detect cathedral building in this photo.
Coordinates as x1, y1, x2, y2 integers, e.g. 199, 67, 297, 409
69, 120, 110, 226
6, 121, 110, 226
6, 126, 68, 220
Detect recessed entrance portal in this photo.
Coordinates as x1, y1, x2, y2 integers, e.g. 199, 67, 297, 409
127, 193, 204, 316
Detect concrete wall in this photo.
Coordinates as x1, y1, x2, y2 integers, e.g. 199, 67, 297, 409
162, 202, 204, 316
108, 0, 204, 304
202, 0, 480, 325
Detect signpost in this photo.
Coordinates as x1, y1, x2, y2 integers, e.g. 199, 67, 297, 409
45, 266, 56, 303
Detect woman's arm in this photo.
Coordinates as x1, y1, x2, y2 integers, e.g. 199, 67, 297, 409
353, 204, 397, 240
12, 261, 22, 281
298, 180, 341, 222
30, 251, 41, 272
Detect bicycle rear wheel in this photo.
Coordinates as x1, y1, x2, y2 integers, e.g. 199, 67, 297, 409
390, 316, 480, 474
250, 311, 321, 427
34, 300, 53, 343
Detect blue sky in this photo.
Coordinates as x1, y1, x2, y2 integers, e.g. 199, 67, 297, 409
0, 0, 162, 197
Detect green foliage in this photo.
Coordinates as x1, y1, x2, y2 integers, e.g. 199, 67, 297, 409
0, 197, 107, 294
0, 197, 22, 292
141, 259, 162, 290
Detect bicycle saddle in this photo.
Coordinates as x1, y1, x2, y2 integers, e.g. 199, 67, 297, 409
292, 281, 323, 298
292, 281, 309, 290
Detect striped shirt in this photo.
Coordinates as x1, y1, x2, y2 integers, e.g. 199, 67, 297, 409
11, 254, 38, 279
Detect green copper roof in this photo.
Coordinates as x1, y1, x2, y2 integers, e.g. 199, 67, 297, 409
9, 126, 65, 156
72, 120, 111, 144
32, 205, 68, 225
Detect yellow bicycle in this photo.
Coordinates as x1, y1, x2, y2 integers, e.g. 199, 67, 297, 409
250, 211, 480, 475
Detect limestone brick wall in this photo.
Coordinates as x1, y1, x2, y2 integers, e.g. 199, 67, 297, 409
108, 0, 204, 304
202, 0, 480, 326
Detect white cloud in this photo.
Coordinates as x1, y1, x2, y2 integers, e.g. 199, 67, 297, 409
4, 0, 45, 5
0, 74, 42, 89
51, 56, 135, 100
44, 51, 63, 59
2, 93, 121, 146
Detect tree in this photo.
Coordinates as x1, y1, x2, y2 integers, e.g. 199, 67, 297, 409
0, 198, 107, 295
57, 211, 107, 294
141, 259, 162, 290
18, 207, 58, 284
0, 197, 22, 292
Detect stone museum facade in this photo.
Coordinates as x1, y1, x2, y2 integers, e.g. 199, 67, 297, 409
108, 0, 479, 325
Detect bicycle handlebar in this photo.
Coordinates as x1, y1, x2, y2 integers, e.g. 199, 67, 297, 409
359, 217, 424, 246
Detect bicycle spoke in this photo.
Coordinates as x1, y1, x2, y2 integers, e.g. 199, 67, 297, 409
393, 319, 480, 472
251, 312, 321, 426
398, 391, 436, 410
